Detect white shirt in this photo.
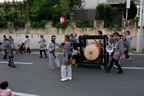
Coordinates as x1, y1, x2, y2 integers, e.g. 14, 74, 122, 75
23, 38, 30, 48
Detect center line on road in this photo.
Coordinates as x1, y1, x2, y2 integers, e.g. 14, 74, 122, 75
13, 91, 39, 96
130, 53, 144, 55
122, 67, 144, 70
0, 52, 63, 55
0, 61, 33, 65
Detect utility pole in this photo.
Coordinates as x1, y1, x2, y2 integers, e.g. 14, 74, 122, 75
126, 0, 130, 20
136, 0, 144, 53
27, 0, 31, 20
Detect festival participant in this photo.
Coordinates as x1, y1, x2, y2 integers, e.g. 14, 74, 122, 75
23, 35, 31, 54
70, 34, 78, 44
122, 32, 132, 61
106, 32, 125, 74
0, 81, 13, 96
4, 36, 16, 68
48, 35, 62, 69
61, 35, 73, 82
97, 31, 104, 46
2, 35, 8, 59
38, 35, 47, 58
107, 30, 117, 57
74, 33, 79, 43
126, 31, 132, 44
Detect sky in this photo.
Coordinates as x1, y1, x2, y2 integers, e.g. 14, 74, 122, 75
0, 0, 23, 2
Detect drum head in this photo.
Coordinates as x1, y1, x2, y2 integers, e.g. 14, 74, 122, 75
84, 44, 100, 60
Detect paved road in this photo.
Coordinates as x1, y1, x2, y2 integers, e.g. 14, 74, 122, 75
0, 53, 144, 96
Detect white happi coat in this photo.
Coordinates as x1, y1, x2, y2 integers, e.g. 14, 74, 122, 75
48, 41, 61, 59
23, 38, 30, 48
38, 39, 46, 50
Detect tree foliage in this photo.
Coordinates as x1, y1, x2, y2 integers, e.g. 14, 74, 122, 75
95, 3, 118, 27
0, 0, 27, 28
69, 0, 83, 9
120, 0, 137, 20
30, 0, 82, 29
2, 1, 11, 14
60, 0, 70, 16
0, 0, 83, 29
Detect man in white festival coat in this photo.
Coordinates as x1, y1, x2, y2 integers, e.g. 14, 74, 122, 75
48, 35, 62, 69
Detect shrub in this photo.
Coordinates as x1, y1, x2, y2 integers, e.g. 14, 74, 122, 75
30, 20, 48, 29
95, 3, 117, 27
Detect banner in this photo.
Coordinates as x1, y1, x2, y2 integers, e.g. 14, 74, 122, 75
126, 0, 131, 9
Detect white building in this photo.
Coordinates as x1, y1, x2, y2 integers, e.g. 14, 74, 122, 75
74, 0, 107, 23
82, 0, 107, 9
0, 0, 23, 2
74, 0, 126, 27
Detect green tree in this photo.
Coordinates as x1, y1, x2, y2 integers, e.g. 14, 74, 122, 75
0, 15, 7, 28
30, 0, 82, 29
60, 0, 70, 16
69, 0, 83, 9
95, 3, 117, 27
121, 0, 137, 20
2, 1, 12, 14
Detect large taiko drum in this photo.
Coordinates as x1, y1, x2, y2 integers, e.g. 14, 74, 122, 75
84, 42, 103, 60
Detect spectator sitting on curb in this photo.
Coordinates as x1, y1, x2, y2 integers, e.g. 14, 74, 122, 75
0, 81, 13, 96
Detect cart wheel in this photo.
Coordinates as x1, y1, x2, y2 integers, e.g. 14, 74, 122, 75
74, 64, 79, 68
100, 65, 105, 70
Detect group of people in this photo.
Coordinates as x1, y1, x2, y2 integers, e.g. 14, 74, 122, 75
0, 34, 77, 82
47, 35, 76, 81
107, 31, 132, 74
0, 35, 31, 68
0, 31, 132, 82
97, 30, 132, 74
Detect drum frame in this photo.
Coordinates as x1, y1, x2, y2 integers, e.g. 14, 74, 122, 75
72, 35, 109, 68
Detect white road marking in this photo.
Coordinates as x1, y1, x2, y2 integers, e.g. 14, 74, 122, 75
0, 52, 144, 55
13, 91, 39, 96
0, 61, 33, 65
122, 67, 144, 70
0, 52, 63, 55
130, 54, 144, 55
31, 52, 63, 55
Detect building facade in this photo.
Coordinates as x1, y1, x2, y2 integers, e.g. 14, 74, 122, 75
74, 0, 127, 27
74, 0, 107, 23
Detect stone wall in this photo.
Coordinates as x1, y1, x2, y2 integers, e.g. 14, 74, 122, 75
0, 20, 143, 50
0, 33, 143, 50
0, 34, 65, 49
0, 20, 139, 36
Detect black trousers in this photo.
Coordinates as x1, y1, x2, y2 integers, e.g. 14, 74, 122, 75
107, 58, 123, 72
9, 56, 15, 66
27, 47, 31, 53
40, 50, 47, 57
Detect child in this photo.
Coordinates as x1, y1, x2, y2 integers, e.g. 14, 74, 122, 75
17, 43, 25, 54
0, 81, 13, 96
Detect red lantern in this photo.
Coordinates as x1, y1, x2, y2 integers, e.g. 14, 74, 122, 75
60, 16, 66, 25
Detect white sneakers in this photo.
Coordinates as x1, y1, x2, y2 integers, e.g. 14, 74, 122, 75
60, 78, 68, 82
113, 65, 118, 69
60, 77, 72, 82
67, 77, 72, 80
